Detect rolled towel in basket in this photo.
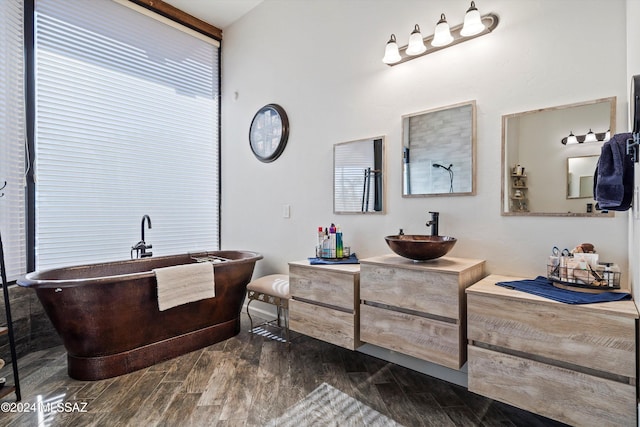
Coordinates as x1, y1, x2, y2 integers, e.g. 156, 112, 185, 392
154, 262, 215, 311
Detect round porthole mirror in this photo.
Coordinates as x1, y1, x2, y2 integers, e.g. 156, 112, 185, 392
249, 104, 289, 163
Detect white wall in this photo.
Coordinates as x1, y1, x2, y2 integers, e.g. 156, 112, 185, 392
221, 0, 630, 286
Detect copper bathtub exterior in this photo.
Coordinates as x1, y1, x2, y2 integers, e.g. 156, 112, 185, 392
17, 250, 262, 380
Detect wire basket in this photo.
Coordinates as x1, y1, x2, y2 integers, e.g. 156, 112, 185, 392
547, 263, 620, 290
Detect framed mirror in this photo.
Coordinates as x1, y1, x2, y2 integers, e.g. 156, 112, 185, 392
402, 100, 476, 197
501, 97, 615, 216
567, 155, 599, 199
334, 136, 385, 214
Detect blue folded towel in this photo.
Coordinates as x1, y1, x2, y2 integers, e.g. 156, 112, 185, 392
594, 132, 634, 211
308, 254, 359, 265
496, 276, 631, 304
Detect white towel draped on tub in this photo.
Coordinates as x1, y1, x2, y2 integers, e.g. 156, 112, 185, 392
153, 262, 215, 311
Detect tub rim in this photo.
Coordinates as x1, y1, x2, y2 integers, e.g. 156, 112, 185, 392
17, 250, 263, 289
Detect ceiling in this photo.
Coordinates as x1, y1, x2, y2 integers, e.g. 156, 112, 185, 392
163, 0, 263, 29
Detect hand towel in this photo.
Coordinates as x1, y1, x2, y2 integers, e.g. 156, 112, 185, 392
154, 262, 215, 311
308, 253, 359, 265
496, 276, 631, 304
594, 132, 634, 211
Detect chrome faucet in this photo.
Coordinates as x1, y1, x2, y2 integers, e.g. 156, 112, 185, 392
131, 215, 153, 259
426, 211, 439, 236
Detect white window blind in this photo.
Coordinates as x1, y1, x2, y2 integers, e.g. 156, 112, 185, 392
334, 139, 383, 213
0, 0, 27, 281
35, 0, 220, 270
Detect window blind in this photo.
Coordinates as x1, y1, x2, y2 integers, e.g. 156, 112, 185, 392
334, 139, 382, 213
0, 0, 27, 281
35, 0, 220, 270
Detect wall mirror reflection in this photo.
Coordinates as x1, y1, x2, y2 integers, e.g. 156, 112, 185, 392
334, 136, 385, 214
567, 155, 599, 199
502, 97, 615, 216
402, 100, 476, 197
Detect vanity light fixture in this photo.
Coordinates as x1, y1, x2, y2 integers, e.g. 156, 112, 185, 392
460, 1, 486, 36
382, 1, 499, 66
584, 129, 597, 143
432, 14, 454, 47
431, 13, 453, 47
406, 25, 427, 55
382, 34, 401, 64
561, 129, 610, 145
565, 131, 578, 145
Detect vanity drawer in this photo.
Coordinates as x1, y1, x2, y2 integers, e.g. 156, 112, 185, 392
468, 345, 636, 427
467, 292, 636, 379
289, 264, 359, 310
289, 299, 360, 350
360, 304, 462, 369
360, 264, 460, 320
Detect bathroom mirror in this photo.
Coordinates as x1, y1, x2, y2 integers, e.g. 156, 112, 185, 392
567, 155, 599, 199
402, 100, 476, 197
334, 136, 385, 214
502, 97, 616, 216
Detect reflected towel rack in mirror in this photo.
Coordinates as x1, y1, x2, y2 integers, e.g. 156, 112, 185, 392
626, 133, 639, 163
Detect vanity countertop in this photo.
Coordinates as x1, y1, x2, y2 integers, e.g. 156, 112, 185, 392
360, 254, 485, 274
467, 274, 638, 318
288, 260, 360, 275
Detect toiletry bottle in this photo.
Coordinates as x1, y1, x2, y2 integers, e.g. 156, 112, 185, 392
609, 264, 620, 287
336, 225, 343, 258
322, 228, 330, 258
559, 255, 567, 281
329, 224, 336, 258
602, 263, 612, 287
317, 227, 324, 257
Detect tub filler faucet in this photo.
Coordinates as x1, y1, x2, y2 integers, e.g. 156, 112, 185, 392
131, 214, 153, 259
426, 211, 439, 236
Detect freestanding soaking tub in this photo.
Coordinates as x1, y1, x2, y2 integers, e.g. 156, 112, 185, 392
17, 250, 262, 380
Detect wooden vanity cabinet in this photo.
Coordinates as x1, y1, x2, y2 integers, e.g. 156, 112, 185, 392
288, 261, 361, 350
466, 275, 638, 427
359, 255, 485, 369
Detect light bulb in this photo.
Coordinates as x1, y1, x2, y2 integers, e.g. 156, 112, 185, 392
382, 34, 401, 64
584, 129, 597, 143
406, 24, 426, 56
566, 131, 578, 145
461, 1, 486, 36
432, 14, 453, 47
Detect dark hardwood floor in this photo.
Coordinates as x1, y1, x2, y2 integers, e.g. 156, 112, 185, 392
0, 314, 567, 426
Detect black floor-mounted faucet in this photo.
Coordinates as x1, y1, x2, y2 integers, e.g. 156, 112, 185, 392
426, 211, 439, 236
131, 215, 153, 259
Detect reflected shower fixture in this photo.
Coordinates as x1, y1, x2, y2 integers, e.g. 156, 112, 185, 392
382, 1, 499, 66
433, 163, 454, 193
561, 129, 610, 145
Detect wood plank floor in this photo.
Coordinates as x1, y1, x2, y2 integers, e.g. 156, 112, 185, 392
0, 314, 567, 426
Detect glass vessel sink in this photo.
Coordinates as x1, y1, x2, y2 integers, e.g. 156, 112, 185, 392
384, 235, 457, 261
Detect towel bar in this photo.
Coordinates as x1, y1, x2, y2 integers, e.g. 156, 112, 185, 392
626, 132, 639, 163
